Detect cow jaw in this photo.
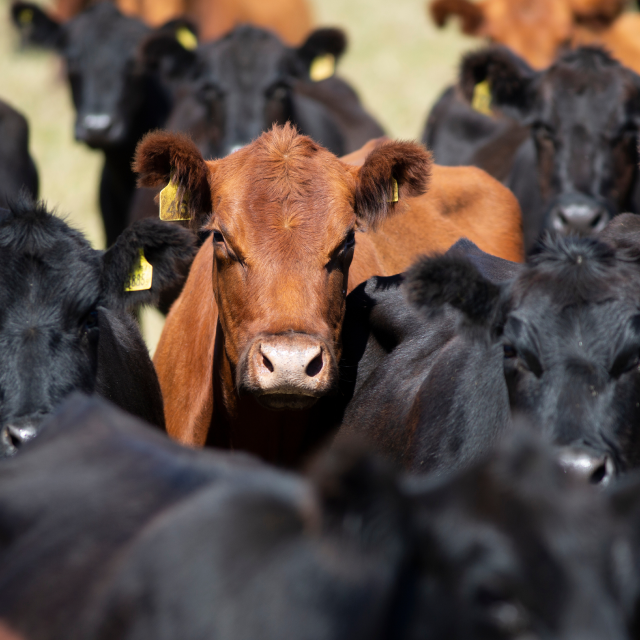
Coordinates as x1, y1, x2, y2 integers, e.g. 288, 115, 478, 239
241, 333, 335, 411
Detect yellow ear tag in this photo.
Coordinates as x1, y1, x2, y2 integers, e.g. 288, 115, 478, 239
176, 26, 198, 51
124, 248, 153, 292
472, 80, 493, 116
19, 8, 34, 24
387, 178, 399, 204
310, 54, 336, 82
159, 177, 190, 222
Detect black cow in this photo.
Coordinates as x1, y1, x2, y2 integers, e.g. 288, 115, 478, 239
11, 2, 192, 247
424, 46, 640, 252
0, 197, 196, 457
334, 234, 640, 485
0, 99, 38, 208
0, 394, 627, 640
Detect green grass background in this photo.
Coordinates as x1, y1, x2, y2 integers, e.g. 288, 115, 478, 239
0, 0, 478, 352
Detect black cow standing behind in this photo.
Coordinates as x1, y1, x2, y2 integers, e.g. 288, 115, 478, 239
423, 46, 640, 252
129, 25, 385, 221
0, 394, 628, 640
0, 99, 38, 207
0, 197, 196, 457
333, 231, 640, 486
10, 2, 191, 247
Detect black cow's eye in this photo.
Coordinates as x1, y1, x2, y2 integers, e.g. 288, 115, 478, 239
82, 310, 98, 332
503, 344, 517, 359
267, 82, 290, 101
212, 230, 224, 243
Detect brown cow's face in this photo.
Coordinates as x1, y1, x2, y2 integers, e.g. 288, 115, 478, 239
206, 138, 357, 410
134, 124, 431, 411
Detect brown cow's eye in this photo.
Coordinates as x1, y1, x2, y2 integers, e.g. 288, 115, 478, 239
344, 231, 355, 250
212, 230, 224, 243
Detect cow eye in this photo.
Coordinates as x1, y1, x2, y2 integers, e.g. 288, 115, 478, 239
198, 82, 223, 104
610, 349, 640, 377
503, 344, 517, 359
212, 230, 224, 243
267, 82, 290, 101
344, 231, 356, 250
82, 310, 99, 332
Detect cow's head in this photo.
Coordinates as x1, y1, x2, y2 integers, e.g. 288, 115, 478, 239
135, 125, 430, 410
10, 2, 191, 148
0, 199, 195, 457
430, 0, 573, 69
462, 46, 640, 242
406, 232, 640, 485
139, 25, 347, 158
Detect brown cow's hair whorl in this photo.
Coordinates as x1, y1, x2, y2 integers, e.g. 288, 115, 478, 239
355, 141, 432, 230
133, 130, 212, 229
429, 0, 484, 35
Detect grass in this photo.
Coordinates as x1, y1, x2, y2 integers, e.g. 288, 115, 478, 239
0, 0, 476, 354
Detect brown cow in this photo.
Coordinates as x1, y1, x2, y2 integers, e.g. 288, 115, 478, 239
134, 125, 523, 466
429, 0, 636, 71
52, 0, 313, 44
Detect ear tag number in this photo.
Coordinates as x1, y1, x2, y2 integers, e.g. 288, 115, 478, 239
19, 8, 34, 24
310, 54, 336, 82
387, 178, 398, 204
124, 248, 153, 292
160, 177, 190, 221
176, 26, 198, 51
472, 80, 493, 116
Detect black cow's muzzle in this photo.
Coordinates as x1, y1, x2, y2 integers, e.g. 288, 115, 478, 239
546, 193, 611, 236
556, 446, 615, 486
0, 420, 40, 458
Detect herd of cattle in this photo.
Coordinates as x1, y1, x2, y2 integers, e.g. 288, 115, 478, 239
4, 0, 640, 638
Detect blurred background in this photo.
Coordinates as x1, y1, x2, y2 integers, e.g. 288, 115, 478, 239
0, 0, 478, 353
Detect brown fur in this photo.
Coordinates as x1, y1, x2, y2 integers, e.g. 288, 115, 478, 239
0, 622, 24, 640
53, 0, 313, 44
430, 0, 485, 34
138, 127, 523, 466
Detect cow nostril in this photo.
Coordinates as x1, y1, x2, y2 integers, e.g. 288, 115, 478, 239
558, 211, 569, 227
589, 455, 614, 486
7, 429, 21, 449
590, 213, 602, 229
306, 353, 323, 377
262, 354, 274, 373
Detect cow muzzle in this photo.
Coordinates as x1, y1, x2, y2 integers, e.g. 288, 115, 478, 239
547, 194, 610, 236
556, 447, 615, 486
243, 334, 334, 410
0, 422, 38, 458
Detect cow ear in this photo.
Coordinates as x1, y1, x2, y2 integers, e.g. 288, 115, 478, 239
460, 46, 538, 121
133, 131, 212, 229
429, 0, 485, 36
11, 2, 62, 49
297, 28, 347, 81
138, 21, 199, 80
101, 219, 197, 312
310, 446, 408, 551
351, 141, 431, 230
404, 254, 502, 325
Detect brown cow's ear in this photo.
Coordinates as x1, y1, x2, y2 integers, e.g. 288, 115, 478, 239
133, 131, 212, 229
429, 0, 485, 35
353, 141, 431, 230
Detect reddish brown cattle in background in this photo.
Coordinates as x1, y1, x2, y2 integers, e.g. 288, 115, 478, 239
134, 125, 523, 466
429, 0, 639, 72
0, 622, 24, 640
52, 0, 313, 44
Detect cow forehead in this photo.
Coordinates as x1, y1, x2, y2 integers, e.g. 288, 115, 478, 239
209, 136, 356, 248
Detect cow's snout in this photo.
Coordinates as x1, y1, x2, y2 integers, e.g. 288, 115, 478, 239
548, 195, 609, 236
75, 114, 124, 147
0, 422, 38, 458
244, 334, 335, 410
557, 448, 615, 486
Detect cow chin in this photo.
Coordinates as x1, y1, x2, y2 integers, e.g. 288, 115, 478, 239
255, 393, 319, 411
239, 333, 336, 411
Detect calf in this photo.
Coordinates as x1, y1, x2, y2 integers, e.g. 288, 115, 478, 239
11, 2, 191, 247
337, 231, 640, 485
134, 125, 523, 465
0, 197, 196, 457
0, 394, 628, 640
427, 46, 640, 252
0, 99, 38, 208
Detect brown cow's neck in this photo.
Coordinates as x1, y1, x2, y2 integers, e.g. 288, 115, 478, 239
206, 319, 313, 467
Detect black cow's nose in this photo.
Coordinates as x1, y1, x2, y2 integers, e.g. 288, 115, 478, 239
557, 448, 614, 486
549, 196, 609, 235
0, 423, 37, 456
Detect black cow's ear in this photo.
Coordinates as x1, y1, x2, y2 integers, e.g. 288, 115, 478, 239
405, 254, 501, 325
352, 140, 431, 230
101, 219, 197, 312
460, 46, 538, 121
11, 2, 62, 49
310, 446, 408, 551
134, 131, 212, 229
297, 28, 347, 81
429, 0, 485, 36
138, 20, 199, 80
